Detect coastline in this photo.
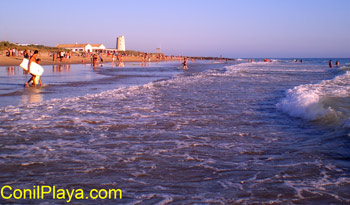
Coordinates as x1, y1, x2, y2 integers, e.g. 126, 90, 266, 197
0, 54, 177, 66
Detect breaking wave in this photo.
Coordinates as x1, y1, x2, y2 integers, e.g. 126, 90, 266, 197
277, 71, 350, 128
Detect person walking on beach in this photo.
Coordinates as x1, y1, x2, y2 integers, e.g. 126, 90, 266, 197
52, 52, 56, 62
329, 60, 333, 68
99, 55, 104, 64
59, 51, 64, 62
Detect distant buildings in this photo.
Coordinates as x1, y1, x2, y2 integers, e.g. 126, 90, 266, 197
116, 36, 125, 51
57, 36, 126, 53
15, 43, 35, 46
56, 43, 106, 53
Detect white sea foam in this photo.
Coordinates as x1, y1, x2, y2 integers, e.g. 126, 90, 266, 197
278, 86, 329, 120
277, 71, 350, 127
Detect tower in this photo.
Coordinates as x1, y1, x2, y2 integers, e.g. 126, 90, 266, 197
116, 36, 125, 51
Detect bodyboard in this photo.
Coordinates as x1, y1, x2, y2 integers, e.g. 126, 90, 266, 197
19, 58, 44, 76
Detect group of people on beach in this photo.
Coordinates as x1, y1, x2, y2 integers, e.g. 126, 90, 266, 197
52, 51, 71, 63
17, 49, 189, 87
91, 54, 101, 67
91, 52, 126, 67
4, 48, 34, 58
6, 47, 19, 57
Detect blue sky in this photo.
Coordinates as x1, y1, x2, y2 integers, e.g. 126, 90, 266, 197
1, 0, 349, 58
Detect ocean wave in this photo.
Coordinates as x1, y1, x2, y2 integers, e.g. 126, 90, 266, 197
277, 71, 350, 127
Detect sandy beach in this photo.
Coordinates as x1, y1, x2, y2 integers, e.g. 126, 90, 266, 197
0, 52, 173, 66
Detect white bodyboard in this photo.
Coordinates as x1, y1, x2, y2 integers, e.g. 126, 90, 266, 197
19, 58, 44, 76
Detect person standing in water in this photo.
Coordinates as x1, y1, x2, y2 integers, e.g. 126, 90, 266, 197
25, 50, 39, 87
27, 50, 38, 74
183, 57, 188, 69
329, 60, 333, 68
25, 58, 43, 87
31, 59, 43, 87
92, 54, 98, 67
335, 60, 340, 67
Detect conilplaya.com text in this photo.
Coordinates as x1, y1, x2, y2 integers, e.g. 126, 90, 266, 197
1, 185, 122, 203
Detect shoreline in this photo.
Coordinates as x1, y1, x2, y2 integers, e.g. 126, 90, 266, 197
0, 52, 234, 67
0, 58, 185, 108
0, 54, 180, 67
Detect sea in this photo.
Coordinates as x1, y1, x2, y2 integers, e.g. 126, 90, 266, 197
0, 59, 349, 204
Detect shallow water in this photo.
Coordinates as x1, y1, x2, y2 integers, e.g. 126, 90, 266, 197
0, 59, 349, 203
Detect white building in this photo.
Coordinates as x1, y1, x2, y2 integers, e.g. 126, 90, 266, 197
56, 43, 93, 52
56, 43, 107, 53
117, 36, 125, 51
91, 44, 106, 53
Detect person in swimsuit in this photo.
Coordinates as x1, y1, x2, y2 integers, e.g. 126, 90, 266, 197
25, 57, 42, 87
25, 50, 39, 87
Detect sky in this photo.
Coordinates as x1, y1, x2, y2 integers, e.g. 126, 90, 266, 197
1, 0, 349, 58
